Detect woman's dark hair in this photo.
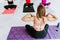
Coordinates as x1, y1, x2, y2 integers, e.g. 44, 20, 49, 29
36, 4, 46, 19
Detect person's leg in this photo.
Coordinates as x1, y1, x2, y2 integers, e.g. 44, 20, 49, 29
25, 24, 48, 38
25, 24, 36, 37
4, 5, 9, 9
34, 30, 46, 38
8, 5, 16, 9
25, 24, 36, 31
44, 24, 49, 33
11, 5, 16, 9
23, 3, 35, 12
10, 5, 13, 9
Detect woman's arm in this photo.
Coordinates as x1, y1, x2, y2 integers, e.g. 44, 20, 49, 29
46, 13, 57, 21
21, 14, 34, 22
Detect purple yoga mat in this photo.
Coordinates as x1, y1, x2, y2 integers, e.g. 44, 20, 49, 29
48, 25, 60, 39
7, 26, 51, 40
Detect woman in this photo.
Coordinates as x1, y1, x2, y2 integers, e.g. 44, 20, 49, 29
21, 4, 57, 38
4, 0, 16, 9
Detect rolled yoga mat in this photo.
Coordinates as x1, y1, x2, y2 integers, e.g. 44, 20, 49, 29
7, 26, 51, 40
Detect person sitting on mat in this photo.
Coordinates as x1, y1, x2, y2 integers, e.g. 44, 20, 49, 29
4, 0, 16, 9
21, 4, 57, 38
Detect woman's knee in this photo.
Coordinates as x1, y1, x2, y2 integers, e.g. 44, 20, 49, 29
25, 24, 30, 27
45, 24, 49, 28
44, 24, 49, 32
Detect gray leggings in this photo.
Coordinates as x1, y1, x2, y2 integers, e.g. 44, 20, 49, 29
25, 24, 49, 38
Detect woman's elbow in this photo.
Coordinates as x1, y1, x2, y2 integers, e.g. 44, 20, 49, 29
53, 16, 58, 21
21, 18, 25, 21
21, 18, 27, 22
